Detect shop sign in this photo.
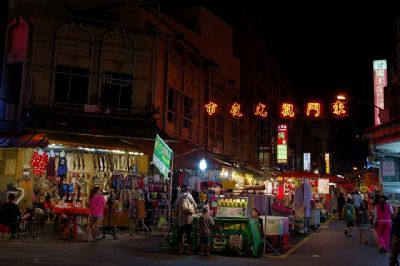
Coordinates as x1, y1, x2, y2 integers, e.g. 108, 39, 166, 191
318, 178, 330, 194
325, 153, 330, 174
277, 124, 288, 164
373, 59, 387, 126
382, 159, 396, 178
152, 135, 173, 178
303, 153, 311, 171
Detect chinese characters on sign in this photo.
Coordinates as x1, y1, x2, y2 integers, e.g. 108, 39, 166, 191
373, 60, 387, 126
318, 178, 330, 194
230, 103, 243, 117
254, 103, 268, 118
203, 101, 349, 119
277, 124, 288, 164
306, 102, 322, 117
332, 100, 346, 116
205, 102, 218, 116
303, 153, 311, 171
152, 135, 173, 178
325, 153, 330, 174
280, 103, 295, 118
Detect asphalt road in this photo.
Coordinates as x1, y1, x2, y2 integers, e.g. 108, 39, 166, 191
0, 219, 389, 266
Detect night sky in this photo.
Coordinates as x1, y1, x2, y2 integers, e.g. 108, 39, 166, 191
161, 1, 398, 169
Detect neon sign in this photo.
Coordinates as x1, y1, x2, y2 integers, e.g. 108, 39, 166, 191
254, 103, 268, 118
332, 100, 346, 116
280, 103, 295, 118
230, 103, 243, 118
306, 102, 322, 118
205, 101, 218, 116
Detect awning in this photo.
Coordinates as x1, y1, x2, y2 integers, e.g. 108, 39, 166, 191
279, 171, 320, 179
239, 165, 278, 180
0, 132, 48, 148
169, 141, 232, 170
22, 108, 170, 141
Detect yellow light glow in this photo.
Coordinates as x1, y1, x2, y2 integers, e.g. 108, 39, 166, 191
230, 102, 243, 117
337, 95, 346, 100
254, 103, 268, 118
306, 102, 321, 117
281, 103, 295, 118
332, 100, 346, 116
205, 101, 218, 116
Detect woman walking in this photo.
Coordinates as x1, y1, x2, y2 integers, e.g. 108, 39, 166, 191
374, 195, 393, 253
85, 187, 105, 241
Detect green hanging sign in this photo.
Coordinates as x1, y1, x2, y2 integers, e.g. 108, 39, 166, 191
153, 134, 173, 177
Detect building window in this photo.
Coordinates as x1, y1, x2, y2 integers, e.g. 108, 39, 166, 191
100, 31, 135, 112
183, 95, 193, 129
101, 73, 132, 109
53, 24, 93, 106
167, 89, 176, 122
54, 65, 89, 105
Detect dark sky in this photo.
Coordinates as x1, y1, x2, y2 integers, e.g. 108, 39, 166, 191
160, 1, 398, 168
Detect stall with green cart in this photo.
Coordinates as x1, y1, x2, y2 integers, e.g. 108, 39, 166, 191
170, 196, 263, 257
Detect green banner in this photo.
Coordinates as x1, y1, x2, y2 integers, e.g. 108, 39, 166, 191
153, 134, 173, 177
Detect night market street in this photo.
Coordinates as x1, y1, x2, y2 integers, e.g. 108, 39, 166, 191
0, 218, 388, 266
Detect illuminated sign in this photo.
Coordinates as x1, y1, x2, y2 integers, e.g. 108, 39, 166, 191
205, 101, 218, 116
280, 103, 295, 118
254, 103, 268, 118
318, 178, 330, 194
230, 102, 243, 118
277, 124, 288, 164
306, 102, 322, 117
325, 153, 330, 174
332, 100, 347, 117
304, 153, 311, 171
373, 60, 387, 126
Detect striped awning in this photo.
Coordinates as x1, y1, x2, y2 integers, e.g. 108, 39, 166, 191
0, 132, 48, 148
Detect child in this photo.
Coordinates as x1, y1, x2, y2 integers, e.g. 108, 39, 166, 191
342, 198, 355, 237
356, 203, 370, 244
198, 205, 214, 256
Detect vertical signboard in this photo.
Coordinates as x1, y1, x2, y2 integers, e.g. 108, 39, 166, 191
318, 179, 330, 194
325, 153, 330, 174
277, 124, 288, 164
153, 134, 173, 178
304, 153, 311, 171
373, 60, 387, 126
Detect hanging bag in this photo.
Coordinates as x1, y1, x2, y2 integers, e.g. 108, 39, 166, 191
181, 195, 196, 214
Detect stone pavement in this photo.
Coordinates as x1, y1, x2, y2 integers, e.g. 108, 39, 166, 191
0, 219, 390, 266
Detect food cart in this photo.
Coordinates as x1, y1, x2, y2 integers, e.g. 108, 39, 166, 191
170, 196, 263, 257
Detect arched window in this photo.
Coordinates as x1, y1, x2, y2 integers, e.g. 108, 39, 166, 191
53, 23, 93, 106
99, 31, 135, 111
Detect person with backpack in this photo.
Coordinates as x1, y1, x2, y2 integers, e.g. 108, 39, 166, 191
342, 198, 355, 236
175, 185, 197, 255
356, 203, 370, 244
374, 194, 393, 253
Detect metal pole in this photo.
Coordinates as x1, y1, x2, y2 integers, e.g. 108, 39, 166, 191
167, 156, 174, 236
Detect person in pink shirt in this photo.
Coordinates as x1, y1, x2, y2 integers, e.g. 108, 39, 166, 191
374, 195, 394, 253
85, 187, 105, 241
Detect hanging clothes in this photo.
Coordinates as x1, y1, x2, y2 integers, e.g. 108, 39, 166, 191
57, 155, 68, 178
47, 150, 56, 178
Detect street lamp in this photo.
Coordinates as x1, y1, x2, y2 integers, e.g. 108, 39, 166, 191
199, 147, 207, 171
336, 95, 383, 110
